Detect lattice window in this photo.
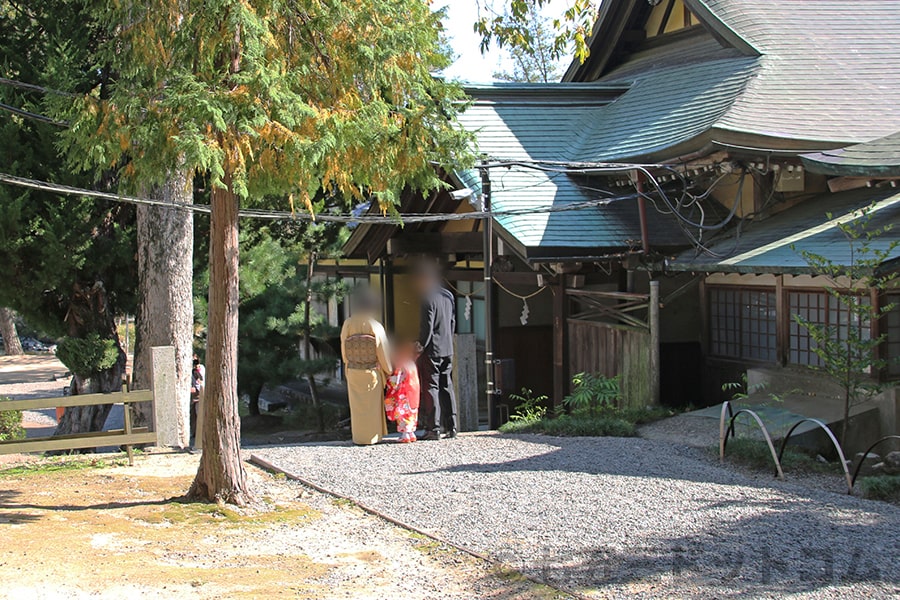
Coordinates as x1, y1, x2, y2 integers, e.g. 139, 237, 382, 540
788, 291, 871, 367
709, 287, 776, 362
881, 294, 900, 378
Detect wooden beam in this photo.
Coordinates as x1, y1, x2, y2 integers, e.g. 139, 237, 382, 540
0, 390, 152, 412
827, 177, 872, 193
386, 232, 483, 256
775, 275, 786, 365
656, 0, 676, 36
0, 431, 157, 455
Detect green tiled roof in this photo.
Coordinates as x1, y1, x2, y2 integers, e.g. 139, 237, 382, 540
457, 84, 691, 253
669, 187, 900, 273
456, 1, 900, 255
801, 132, 900, 178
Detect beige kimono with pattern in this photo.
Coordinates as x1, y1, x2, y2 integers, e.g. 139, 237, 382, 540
340, 314, 392, 445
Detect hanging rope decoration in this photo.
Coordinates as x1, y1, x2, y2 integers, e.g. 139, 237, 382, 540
494, 280, 548, 326
443, 280, 484, 323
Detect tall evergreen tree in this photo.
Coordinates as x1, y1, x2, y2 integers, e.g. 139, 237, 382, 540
60, 0, 470, 504
0, 0, 137, 433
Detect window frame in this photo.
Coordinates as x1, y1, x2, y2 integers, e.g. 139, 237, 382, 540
784, 287, 875, 369
706, 285, 778, 364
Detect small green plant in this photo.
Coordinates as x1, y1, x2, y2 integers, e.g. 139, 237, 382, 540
508, 388, 548, 423
857, 475, 900, 502
792, 204, 899, 448
721, 438, 839, 474
0, 396, 24, 442
564, 372, 620, 415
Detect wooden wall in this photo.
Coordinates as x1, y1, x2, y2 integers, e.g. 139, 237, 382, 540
568, 321, 652, 409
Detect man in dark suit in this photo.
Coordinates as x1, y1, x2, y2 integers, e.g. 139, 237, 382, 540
415, 264, 457, 440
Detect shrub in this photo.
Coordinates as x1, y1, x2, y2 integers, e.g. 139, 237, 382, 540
507, 388, 548, 424
500, 413, 636, 437
55, 333, 120, 377
858, 475, 900, 502
563, 372, 620, 415
0, 397, 25, 442
499, 372, 673, 438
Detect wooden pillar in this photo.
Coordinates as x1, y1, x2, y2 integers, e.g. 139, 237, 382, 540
775, 275, 786, 365
553, 276, 568, 407
649, 281, 660, 406
381, 258, 395, 333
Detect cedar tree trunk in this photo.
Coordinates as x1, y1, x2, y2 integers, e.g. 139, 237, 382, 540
55, 281, 127, 436
132, 172, 195, 446
0, 307, 24, 355
188, 174, 250, 505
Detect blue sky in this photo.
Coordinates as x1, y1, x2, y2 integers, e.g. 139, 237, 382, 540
435, 0, 573, 83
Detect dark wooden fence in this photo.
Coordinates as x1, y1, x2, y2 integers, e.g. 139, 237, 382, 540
566, 285, 659, 408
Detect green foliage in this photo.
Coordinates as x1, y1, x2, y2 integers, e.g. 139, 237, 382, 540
0, 0, 137, 337
0, 397, 25, 442
508, 388, 548, 423
791, 204, 900, 445
56, 333, 121, 377
59, 0, 473, 209
475, 0, 598, 64
500, 372, 670, 436
563, 372, 621, 415
500, 413, 636, 437
491, 4, 563, 83
721, 438, 838, 474
858, 475, 900, 502
192, 222, 346, 412
722, 373, 794, 406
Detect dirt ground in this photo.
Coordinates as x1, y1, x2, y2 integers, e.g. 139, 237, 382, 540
0, 451, 570, 600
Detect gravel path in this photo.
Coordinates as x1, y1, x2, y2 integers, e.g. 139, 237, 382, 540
253, 433, 900, 599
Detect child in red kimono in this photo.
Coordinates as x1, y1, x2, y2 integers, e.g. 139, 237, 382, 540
385, 341, 421, 443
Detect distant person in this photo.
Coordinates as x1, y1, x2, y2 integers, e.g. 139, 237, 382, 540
415, 262, 457, 440
384, 340, 421, 444
190, 353, 205, 446
340, 290, 392, 445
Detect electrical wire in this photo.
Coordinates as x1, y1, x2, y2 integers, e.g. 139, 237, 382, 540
0, 171, 643, 224
0, 102, 68, 127
0, 77, 77, 97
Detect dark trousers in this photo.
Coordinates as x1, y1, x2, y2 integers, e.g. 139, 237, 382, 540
420, 355, 457, 432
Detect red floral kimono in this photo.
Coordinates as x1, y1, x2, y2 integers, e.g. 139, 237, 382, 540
384, 360, 420, 434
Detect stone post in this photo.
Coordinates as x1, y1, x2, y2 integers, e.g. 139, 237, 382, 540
453, 333, 478, 432
150, 345, 186, 447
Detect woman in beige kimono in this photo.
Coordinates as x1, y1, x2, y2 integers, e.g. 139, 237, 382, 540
340, 292, 392, 445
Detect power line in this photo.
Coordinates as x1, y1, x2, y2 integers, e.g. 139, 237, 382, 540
0, 77, 77, 97
0, 171, 639, 224
0, 102, 68, 127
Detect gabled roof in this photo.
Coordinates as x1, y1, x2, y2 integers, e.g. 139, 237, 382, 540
802, 132, 900, 178
669, 187, 900, 274
566, 0, 900, 151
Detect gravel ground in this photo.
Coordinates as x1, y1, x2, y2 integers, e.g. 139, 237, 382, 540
253, 433, 900, 599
